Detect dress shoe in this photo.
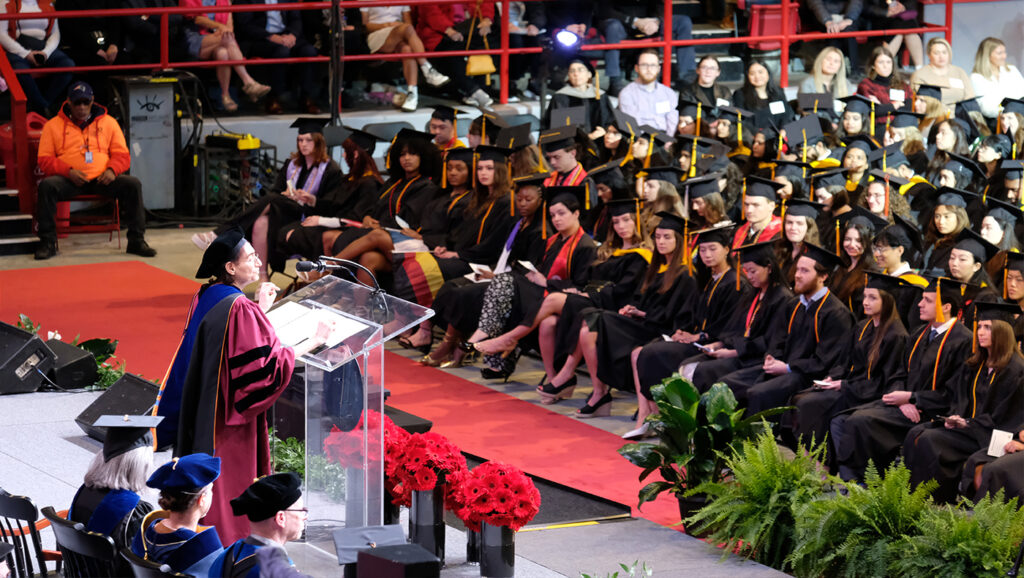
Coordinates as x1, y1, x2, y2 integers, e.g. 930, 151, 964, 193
576, 393, 612, 418
265, 98, 284, 115
34, 238, 57, 260
622, 422, 652, 440
301, 97, 321, 115
126, 239, 157, 257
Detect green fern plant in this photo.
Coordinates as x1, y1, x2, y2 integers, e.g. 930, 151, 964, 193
890, 492, 1024, 578
683, 429, 829, 570
788, 461, 936, 578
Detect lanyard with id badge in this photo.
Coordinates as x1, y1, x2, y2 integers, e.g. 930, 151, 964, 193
84, 134, 93, 164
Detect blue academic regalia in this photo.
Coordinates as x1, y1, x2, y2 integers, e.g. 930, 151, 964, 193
207, 538, 270, 578
131, 514, 223, 576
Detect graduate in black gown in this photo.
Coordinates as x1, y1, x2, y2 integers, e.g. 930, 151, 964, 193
132, 453, 223, 576
425, 173, 546, 368
789, 272, 910, 449
538, 212, 696, 416
961, 433, 1024, 503
477, 198, 651, 381
920, 187, 972, 273
69, 414, 157, 576
632, 225, 747, 405
903, 302, 1024, 503
836, 276, 973, 482
463, 185, 598, 378
717, 243, 855, 415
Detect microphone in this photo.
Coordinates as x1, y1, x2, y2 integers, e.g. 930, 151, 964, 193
294, 258, 390, 323
295, 260, 325, 272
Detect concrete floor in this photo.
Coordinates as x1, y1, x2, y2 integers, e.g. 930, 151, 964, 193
0, 228, 788, 577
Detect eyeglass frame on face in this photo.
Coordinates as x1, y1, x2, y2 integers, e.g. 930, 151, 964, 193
284, 507, 309, 514
636, 62, 661, 69
698, 64, 720, 71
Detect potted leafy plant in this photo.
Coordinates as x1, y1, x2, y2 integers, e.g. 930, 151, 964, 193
617, 375, 782, 527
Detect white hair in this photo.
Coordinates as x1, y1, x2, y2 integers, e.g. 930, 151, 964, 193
83, 446, 154, 493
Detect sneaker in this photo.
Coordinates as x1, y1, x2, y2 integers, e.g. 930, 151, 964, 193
463, 89, 494, 108
422, 67, 450, 88
126, 239, 157, 257
34, 238, 57, 260
401, 91, 419, 112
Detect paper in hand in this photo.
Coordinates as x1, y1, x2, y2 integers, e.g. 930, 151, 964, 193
518, 260, 539, 274
395, 215, 411, 230
988, 429, 1013, 457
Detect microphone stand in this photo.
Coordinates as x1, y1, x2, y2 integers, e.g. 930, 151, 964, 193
1009, 538, 1024, 576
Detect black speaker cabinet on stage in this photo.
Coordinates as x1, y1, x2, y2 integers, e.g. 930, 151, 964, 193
75, 374, 160, 441
46, 339, 98, 390
357, 544, 441, 578
0, 322, 55, 394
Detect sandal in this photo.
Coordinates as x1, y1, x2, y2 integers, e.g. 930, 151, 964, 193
397, 335, 432, 355
242, 81, 272, 102
221, 94, 238, 113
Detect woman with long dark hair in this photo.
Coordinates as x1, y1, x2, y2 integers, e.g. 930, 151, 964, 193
923, 119, 969, 184
778, 200, 822, 284
829, 219, 878, 316
731, 61, 795, 129
921, 189, 971, 271
857, 45, 913, 109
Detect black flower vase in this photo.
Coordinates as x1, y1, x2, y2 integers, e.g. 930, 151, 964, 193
383, 488, 401, 526
409, 474, 446, 564
479, 522, 514, 577
466, 529, 481, 564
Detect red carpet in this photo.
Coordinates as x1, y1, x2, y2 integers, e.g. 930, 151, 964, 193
1, 262, 680, 528
0, 261, 197, 381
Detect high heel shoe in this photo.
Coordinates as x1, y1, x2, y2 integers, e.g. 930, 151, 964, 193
480, 365, 513, 382
418, 354, 445, 367
441, 349, 477, 369
576, 393, 613, 418
397, 335, 432, 355
537, 376, 576, 404
457, 341, 476, 353
622, 422, 652, 440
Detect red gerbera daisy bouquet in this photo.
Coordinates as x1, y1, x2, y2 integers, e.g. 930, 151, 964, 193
322, 411, 412, 506
454, 461, 541, 532
391, 431, 467, 507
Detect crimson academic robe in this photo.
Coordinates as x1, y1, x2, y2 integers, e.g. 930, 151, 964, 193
837, 322, 972, 480
175, 294, 296, 544
903, 354, 1024, 503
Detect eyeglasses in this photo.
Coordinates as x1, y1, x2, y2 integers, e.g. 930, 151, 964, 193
285, 508, 309, 513
698, 65, 720, 71
636, 63, 660, 69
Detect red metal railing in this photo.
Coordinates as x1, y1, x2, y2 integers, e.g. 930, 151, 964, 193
0, 0, 956, 201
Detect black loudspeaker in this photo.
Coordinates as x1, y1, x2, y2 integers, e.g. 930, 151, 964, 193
75, 374, 160, 441
357, 544, 441, 578
46, 339, 98, 389
0, 322, 56, 394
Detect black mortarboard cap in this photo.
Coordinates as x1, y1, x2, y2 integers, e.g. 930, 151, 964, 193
1001, 97, 1024, 116
865, 271, 914, 294
290, 117, 330, 135
891, 213, 923, 252
934, 186, 975, 209
331, 126, 381, 154
843, 134, 880, 154
986, 196, 1022, 225
915, 84, 943, 101
677, 97, 701, 119
495, 123, 533, 151
890, 109, 924, 129
870, 142, 910, 169
1000, 159, 1024, 180
974, 300, 1022, 324
147, 453, 221, 491
230, 472, 303, 522
716, 105, 754, 125
847, 205, 889, 232
943, 152, 986, 184
587, 161, 627, 188
783, 114, 824, 150
692, 225, 735, 246
513, 171, 549, 188
839, 95, 876, 117
394, 127, 434, 145
544, 185, 586, 208
476, 107, 509, 128
954, 228, 999, 263
605, 197, 642, 217
475, 145, 512, 163
812, 167, 849, 189
785, 198, 824, 219
1005, 251, 1024, 274
773, 160, 813, 182
745, 175, 784, 200
735, 240, 777, 264
800, 242, 845, 270
539, 125, 578, 152
868, 169, 910, 189
549, 106, 587, 129
798, 93, 835, 116
93, 414, 163, 462
445, 147, 475, 166
431, 105, 467, 122
695, 153, 732, 175
640, 125, 673, 147
642, 165, 686, 184
196, 227, 246, 279
754, 117, 780, 141
611, 109, 640, 139
686, 173, 722, 199
566, 55, 596, 75
653, 211, 688, 233
955, 96, 982, 117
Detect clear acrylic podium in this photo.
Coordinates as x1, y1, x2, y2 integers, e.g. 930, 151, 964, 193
267, 274, 432, 551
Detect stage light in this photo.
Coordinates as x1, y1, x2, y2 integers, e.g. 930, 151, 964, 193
555, 30, 580, 48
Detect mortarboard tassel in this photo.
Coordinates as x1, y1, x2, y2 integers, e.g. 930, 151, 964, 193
777, 131, 784, 160
740, 179, 747, 220
997, 105, 1003, 135
644, 137, 654, 168
695, 102, 702, 138
508, 158, 515, 215
635, 198, 641, 237
441, 156, 448, 188
736, 254, 741, 291
884, 172, 890, 217
870, 102, 876, 138
835, 220, 841, 257
595, 68, 601, 101
936, 280, 946, 324
386, 134, 398, 170
801, 129, 808, 175
814, 99, 819, 114
1004, 268, 1009, 300
736, 112, 742, 150
542, 201, 548, 239
585, 181, 591, 211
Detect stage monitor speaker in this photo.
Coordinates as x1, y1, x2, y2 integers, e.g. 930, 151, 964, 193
357, 544, 440, 578
46, 339, 98, 390
0, 322, 56, 394
75, 373, 160, 441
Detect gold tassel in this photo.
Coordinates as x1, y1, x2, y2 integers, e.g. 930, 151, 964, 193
689, 135, 698, 178
972, 318, 978, 354
585, 181, 591, 210
441, 157, 448, 188
635, 198, 641, 237
737, 112, 742, 149
542, 201, 548, 239
644, 138, 653, 168
735, 255, 741, 291
695, 102, 702, 138
472, 152, 479, 188
884, 172, 890, 217
508, 159, 514, 216
386, 134, 398, 170
741, 179, 747, 220
778, 132, 784, 159
801, 129, 808, 176
997, 105, 1003, 134
595, 68, 601, 101
870, 102, 876, 138
936, 280, 946, 324
1004, 268, 1009, 300
781, 199, 786, 219
835, 220, 841, 257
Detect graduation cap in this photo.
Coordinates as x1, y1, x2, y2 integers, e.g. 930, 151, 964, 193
432, 104, 467, 122
933, 186, 975, 209
889, 109, 924, 129
800, 242, 845, 271
915, 84, 943, 102
734, 240, 777, 264
566, 55, 596, 76
587, 161, 628, 190
1001, 97, 1024, 117
475, 145, 511, 164
986, 196, 1022, 226
331, 126, 381, 155
640, 125, 673, 147
773, 160, 813, 182
839, 95, 876, 118
513, 171, 548, 188
717, 105, 756, 148
677, 97, 701, 119
925, 276, 967, 323
543, 185, 586, 209
869, 168, 909, 190
289, 116, 330, 135
695, 153, 732, 175
196, 227, 246, 279
783, 114, 825, 152
692, 224, 735, 246
605, 198, 644, 235
444, 146, 474, 166
333, 525, 408, 566
877, 215, 921, 254
954, 228, 999, 264
549, 106, 586, 130
230, 472, 303, 522
785, 198, 824, 219
642, 165, 686, 184
843, 134, 880, 155
812, 167, 849, 190
870, 142, 910, 171
1000, 159, 1024, 181
495, 123, 533, 152
974, 300, 1022, 324
147, 453, 221, 491
611, 109, 640, 141
653, 211, 688, 233
954, 97, 985, 142
847, 205, 889, 232
943, 152, 986, 186
394, 127, 434, 145
475, 107, 509, 143
1005, 251, 1024, 274
798, 93, 836, 117
985, 134, 1014, 159
93, 414, 163, 462
685, 173, 722, 199
744, 175, 784, 201
539, 125, 578, 153
864, 271, 915, 295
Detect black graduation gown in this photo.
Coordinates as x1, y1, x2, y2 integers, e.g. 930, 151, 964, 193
330, 175, 442, 253
961, 447, 1024, 503
690, 284, 797, 392
544, 92, 616, 133
828, 264, 868, 320
418, 190, 472, 249
904, 354, 1024, 502
550, 250, 652, 362
719, 289, 855, 414
586, 269, 697, 391
509, 230, 598, 328
634, 270, 747, 394
433, 195, 518, 281
922, 238, 956, 273
790, 319, 908, 443
432, 217, 544, 334
276, 175, 383, 262
69, 486, 153, 575
838, 322, 973, 479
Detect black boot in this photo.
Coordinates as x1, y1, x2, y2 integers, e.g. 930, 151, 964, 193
126, 238, 157, 257
34, 238, 57, 260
